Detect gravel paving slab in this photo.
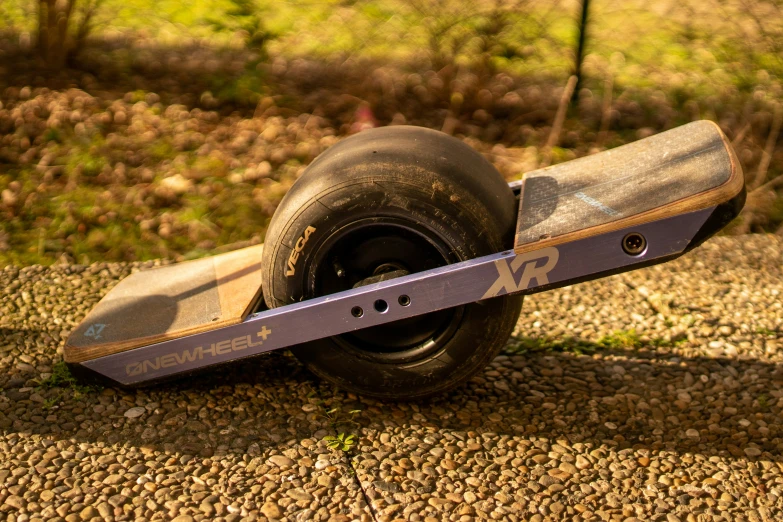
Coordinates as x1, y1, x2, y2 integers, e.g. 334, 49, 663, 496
1, 234, 782, 521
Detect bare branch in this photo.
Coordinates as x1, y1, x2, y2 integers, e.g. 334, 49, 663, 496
542, 75, 578, 167
750, 103, 783, 191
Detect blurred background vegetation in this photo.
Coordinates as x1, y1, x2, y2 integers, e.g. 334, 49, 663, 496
0, 0, 781, 266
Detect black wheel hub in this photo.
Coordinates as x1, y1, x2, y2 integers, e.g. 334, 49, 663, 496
306, 217, 465, 363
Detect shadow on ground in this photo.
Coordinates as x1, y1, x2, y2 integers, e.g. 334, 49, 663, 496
2, 326, 781, 462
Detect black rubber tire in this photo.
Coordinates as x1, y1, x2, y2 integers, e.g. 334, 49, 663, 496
261, 126, 522, 400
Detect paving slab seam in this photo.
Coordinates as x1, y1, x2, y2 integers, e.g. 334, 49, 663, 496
309, 382, 379, 522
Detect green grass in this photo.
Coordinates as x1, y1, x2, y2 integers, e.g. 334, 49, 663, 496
37, 361, 101, 399
0, 142, 282, 265
506, 335, 597, 355
597, 329, 643, 350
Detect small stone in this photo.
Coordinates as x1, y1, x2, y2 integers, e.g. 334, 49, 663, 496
744, 447, 762, 457
493, 380, 510, 392
445, 493, 463, 503
442, 459, 458, 470
103, 474, 124, 485
199, 501, 215, 515
96, 503, 112, 518
685, 429, 700, 439
80, 506, 98, 520
718, 325, 734, 336
604, 422, 617, 430
160, 173, 193, 195
373, 481, 399, 493
124, 407, 145, 418
287, 488, 313, 501
559, 461, 577, 474
267, 455, 294, 468
261, 501, 283, 519
532, 454, 549, 464
575, 455, 591, 469
428, 497, 450, 508
638, 457, 650, 467
108, 494, 127, 507
4, 495, 23, 509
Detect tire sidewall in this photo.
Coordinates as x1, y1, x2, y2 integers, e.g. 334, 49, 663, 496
260, 127, 521, 399
262, 176, 521, 399
265, 176, 498, 307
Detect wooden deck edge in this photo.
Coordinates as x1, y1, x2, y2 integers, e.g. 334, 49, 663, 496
63, 316, 246, 364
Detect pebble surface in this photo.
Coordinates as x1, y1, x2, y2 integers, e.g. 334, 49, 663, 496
1, 234, 782, 521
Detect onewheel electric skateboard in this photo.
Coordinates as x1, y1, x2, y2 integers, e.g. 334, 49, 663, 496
65, 121, 745, 399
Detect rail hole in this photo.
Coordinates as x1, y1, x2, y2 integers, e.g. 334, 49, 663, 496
398, 295, 411, 307
351, 306, 364, 318
374, 299, 389, 313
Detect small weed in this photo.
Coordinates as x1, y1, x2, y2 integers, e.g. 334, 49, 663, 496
42, 393, 62, 410
308, 392, 362, 453
505, 336, 597, 355
321, 407, 362, 430
38, 362, 101, 396
650, 336, 688, 348
596, 330, 642, 350
758, 394, 769, 408
39, 362, 79, 387
756, 327, 778, 336
323, 433, 357, 452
